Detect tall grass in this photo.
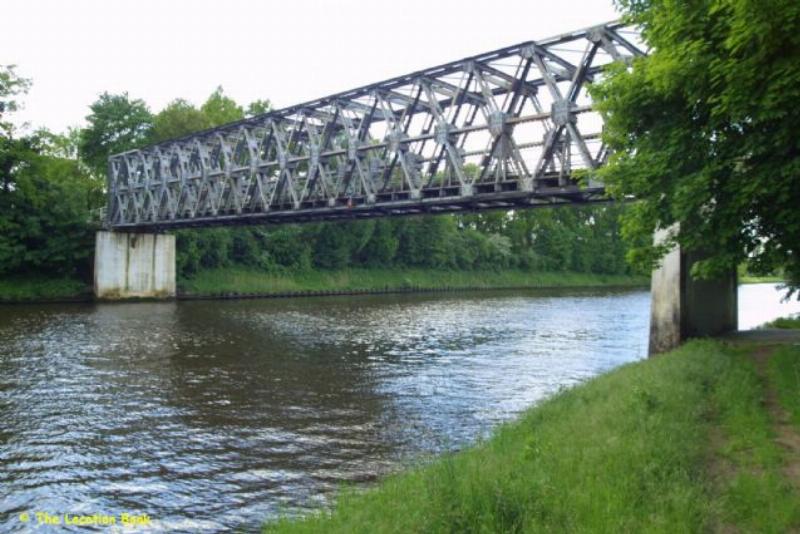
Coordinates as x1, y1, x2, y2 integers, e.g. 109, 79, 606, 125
713, 345, 800, 531
0, 275, 89, 301
180, 267, 647, 296
769, 345, 800, 426
763, 316, 800, 329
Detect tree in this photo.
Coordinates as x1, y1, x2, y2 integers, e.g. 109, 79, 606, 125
201, 86, 244, 126
0, 64, 32, 188
396, 217, 458, 268
36, 127, 82, 160
78, 92, 153, 176
359, 219, 398, 266
0, 67, 99, 276
1, 131, 101, 276
0, 65, 31, 135
592, 0, 800, 295
150, 98, 210, 143
246, 99, 272, 117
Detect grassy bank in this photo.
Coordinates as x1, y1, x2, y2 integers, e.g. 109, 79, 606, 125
737, 264, 785, 284
5, 267, 788, 302
0, 269, 645, 302
770, 345, 800, 426
264, 339, 800, 533
763, 315, 800, 329
0, 275, 90, 302
740, 275, 786, 284
179, 268, 647, 296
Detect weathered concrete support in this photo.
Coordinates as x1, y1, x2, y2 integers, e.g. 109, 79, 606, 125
94, 231, 176, 299
649, 227, 737, 355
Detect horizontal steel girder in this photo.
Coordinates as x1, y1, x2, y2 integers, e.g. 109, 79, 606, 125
105, 21, 644, 231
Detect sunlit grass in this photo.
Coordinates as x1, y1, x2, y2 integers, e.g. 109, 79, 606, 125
770, 345, 800, 427
179, 267, 647, 296
714, 344, 800, 531
0, 275, 89, 300
739, 275, 785, 284
737, 264, 784, 284
762, 316, 800, 329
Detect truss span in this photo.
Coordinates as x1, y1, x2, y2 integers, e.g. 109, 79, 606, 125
106, 21, 644, 231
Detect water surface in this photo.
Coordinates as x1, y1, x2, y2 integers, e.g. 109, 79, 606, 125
0, 283, 794, 532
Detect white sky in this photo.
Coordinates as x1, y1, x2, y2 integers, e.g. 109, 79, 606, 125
2, 0, 618, 133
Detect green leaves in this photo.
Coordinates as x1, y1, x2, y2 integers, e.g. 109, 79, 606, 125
0, 146, 100, 276
200, 86, 244, 126
150, 99, 210, 143
78, 92, 153, 177
597, 0, 800, 294
0, 66, 102, 278
79, 87, 268, 171
0, 64, 31, 135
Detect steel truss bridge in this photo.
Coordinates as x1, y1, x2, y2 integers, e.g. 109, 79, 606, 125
106, 21, 644, 231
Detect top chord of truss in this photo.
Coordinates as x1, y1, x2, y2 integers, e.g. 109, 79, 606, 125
106, 20, 644, 231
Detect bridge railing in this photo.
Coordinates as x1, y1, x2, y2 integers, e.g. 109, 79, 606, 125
106, 21, 643, 230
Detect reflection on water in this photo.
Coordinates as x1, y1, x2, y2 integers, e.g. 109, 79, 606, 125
0, 283, 791, 532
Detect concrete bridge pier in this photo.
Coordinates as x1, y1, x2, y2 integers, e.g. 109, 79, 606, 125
94, 231, 176, 299
649, 227, 737, 355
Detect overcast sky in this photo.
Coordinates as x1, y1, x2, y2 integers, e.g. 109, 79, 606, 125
3, 0, 618, 133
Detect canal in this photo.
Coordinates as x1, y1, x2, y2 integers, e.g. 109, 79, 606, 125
0, 283, 797, 532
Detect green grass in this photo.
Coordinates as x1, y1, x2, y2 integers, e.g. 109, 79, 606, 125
179, 267, 647, 296
739, 275, 785, 284
0, 275, 90, 301
263, 340, 799, 533
713, 344, 800, 531
762, 316, 800, 329
737, 264, 785, 284
769, 345, 800, 427
0, 268, 646, 302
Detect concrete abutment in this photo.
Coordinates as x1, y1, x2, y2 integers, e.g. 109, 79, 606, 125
648, 227, 738, 355
94, 231, 176, 299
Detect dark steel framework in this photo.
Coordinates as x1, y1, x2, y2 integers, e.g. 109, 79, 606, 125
106, 21, 644, 231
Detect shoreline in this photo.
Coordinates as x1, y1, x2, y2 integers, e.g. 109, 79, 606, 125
263, 333, 800, 532
0, 269, 785, 305
0, 269, 649, 305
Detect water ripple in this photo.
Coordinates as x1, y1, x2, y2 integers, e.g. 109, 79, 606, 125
0, 285, 745, 532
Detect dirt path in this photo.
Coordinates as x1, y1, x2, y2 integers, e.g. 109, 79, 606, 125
750, 344, 800, 492
708, 331, 800, 532
706, 416, 740, 534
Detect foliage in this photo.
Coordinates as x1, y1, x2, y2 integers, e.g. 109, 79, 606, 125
762, 315, 800, 330
0, 134, 102, 276
737, 263, 784, 284
592, 0, 800, 296
0, 64, 31, 134
246, 99, 272, 117
201, 86, 244, 126
0, 67, 102, 277
35, 126, 83, 160
150, 99, 210, 143
769, 345, 800, 426
171, 205, 637, 280
78, 92, 153, 177
180, 267, 645, 296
